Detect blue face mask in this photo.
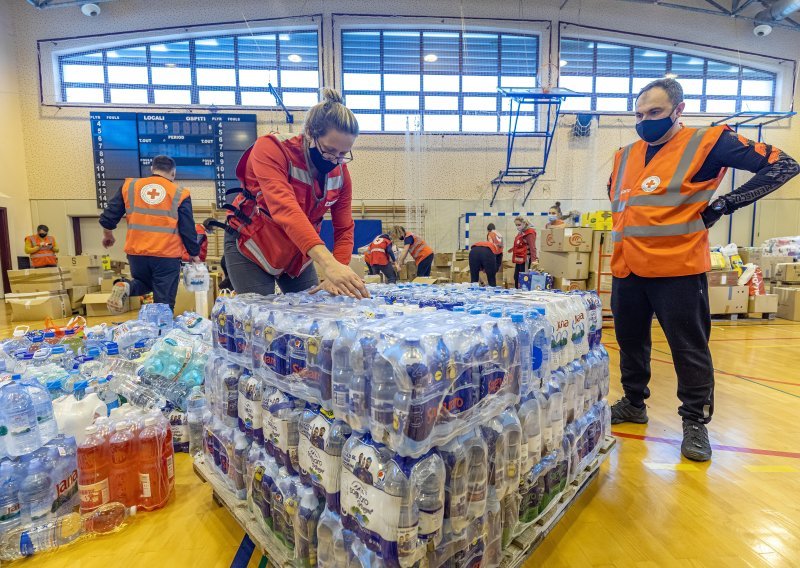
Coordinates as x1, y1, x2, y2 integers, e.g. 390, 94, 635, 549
635, 107, 677, 143
548, 215, 557, 222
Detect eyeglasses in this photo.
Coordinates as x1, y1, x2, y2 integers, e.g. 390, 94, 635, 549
315, 138, 354, 163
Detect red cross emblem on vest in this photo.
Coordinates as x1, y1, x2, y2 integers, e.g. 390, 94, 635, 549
140, 183, 167, 205
641, 176, 661, 193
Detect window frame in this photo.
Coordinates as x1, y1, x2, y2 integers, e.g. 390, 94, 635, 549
334, 16, 550, 135
557, 22, 793, 115
44, 17, 323, 109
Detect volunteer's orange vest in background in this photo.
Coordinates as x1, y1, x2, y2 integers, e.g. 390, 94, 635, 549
405, 232, 433, 265
122, 176, 189, 258
368, 235, 393, 266
487, 230, 503, 255
512, 228, 536, 264
182, 223, 208, 262
609, 126, 728, 278
27, 235, 57, 267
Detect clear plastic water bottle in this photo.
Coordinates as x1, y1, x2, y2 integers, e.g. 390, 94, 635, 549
0, 460, 21, 532
1, 377, 42, 456
19, 457, 55, 525
95, 378, 119, 415
19, 376, 59, 445
294, 485, 323, 568
0, 501, 136, 560
2, 327, 31, 358
138, 304, 174, 335
417, 464, 445, 549
186, 386, 207, 456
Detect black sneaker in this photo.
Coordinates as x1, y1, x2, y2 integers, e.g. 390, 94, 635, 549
681, 419, 712, 462
610, 397, 648, 424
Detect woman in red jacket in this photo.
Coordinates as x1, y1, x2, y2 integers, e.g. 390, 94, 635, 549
223, 89, 367, 298
509, 217, 538, 288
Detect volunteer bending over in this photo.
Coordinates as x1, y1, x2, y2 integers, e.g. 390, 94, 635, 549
393, 226, 434, 277
223, 88, 367, 298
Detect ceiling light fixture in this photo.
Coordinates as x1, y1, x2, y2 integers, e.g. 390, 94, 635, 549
424, 53, 438, 63
287, 54, 302, 63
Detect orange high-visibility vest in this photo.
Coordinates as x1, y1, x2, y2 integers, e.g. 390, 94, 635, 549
122, 176, 189, 258
405, 232, 433, 265
487, 230, 503, 255
368, 235, 393, 266
181, 223, 208, 262
609, 126, 728, 278
26, 235, 58, 267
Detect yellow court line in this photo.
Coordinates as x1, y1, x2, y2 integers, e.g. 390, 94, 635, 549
743, 465, 799, 473
644, 462, 700, 471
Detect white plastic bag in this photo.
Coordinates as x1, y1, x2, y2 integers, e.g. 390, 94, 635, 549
183, 263, 210, 292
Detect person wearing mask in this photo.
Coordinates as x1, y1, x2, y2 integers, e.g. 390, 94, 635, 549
222, 88, 367, 299
487, 223, 504, 271
24, 225, 59, 268
100, 155, 201, 312
367, 233, 397, 283
394, 226, 434, 278
182, 221, 209, 263
546, 202, 566, 229
608, 78, 798, 462
509, 217, 538, 288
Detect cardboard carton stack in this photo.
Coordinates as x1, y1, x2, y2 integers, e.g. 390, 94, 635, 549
586, 231, 613, 317
538, 227, 592, 289
430, 253, 453, 281
5, 266, 73, 322
58, 255, 103, 313
772, 262, 800, 321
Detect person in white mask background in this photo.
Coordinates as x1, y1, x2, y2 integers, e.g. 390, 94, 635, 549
545, 202, 566, 229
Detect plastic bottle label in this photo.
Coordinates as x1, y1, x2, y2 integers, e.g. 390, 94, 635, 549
140, 473, 152, 498
166, 455, 175, 480
340, 468, 403, 542
298, 428, 339, 494
79, 478, 110, 509
0, 502, 20, 522
418, 506, 444, 537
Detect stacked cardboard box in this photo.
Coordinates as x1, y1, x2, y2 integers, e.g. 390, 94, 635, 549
8, 267, 72, 293
429, 253, 453, 280
539, 228, 592, 286
772, 262, 800, 321
580, 210, 613, 231
6, 267, 73, 321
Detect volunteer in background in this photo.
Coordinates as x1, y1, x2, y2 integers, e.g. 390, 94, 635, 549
509, 217, 538, 288
24, 225, 59, 268
100, 155, 201, 313
608, 78, 799, 462
367, 233, 397, 283
468, 240, 498, 287
487, 223, 504, 271
182, 222, 208, 262
394, 226, 434, 278
546, 202, 566, 229
222, 88, 367, 299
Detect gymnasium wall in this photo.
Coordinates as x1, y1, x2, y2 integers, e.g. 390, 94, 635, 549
6, 0, 800, 257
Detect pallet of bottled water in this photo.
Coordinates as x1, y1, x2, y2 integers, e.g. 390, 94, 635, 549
200, 285, 612, 568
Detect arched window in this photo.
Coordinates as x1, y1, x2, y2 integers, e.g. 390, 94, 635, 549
56, 29, 320, 107
559, 37, 776, 113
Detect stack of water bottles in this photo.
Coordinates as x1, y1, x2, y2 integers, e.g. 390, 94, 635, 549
200, 284, 611, 568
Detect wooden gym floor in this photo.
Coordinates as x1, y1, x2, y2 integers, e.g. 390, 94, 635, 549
2, 308, 798, 568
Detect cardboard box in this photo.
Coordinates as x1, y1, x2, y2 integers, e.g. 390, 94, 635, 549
174, 281, 215, 316
412, 277, 449, 284
708, 286, 748, 314
433, 253, 453, 267
69, 285, 101, 311
774, 262, 800, 283
519, 272, 549, 291
69, 266, 102, 287
541, 228, 593, 253
553, 278, 587, 292
129, 296, 142, 312
538, 251, 590, 280
592, 231, 614, 256
82, 292, 126, 317
452, 271, 472, 284
737, 248, 763, 266
748, 294, 778, 314
588, 272, 613, 293
762, 256, 794, 280
776, 286, 800, 321
58, 254, 101, 269
6, 291, 70, 322
364, 275, 383, 284
706, 270, 739, 287
349, 255, 368, 277
8, 267, 72, 293
399, 261, 417, 281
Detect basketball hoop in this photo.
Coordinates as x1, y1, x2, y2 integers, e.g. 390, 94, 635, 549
537, 63, 560, 93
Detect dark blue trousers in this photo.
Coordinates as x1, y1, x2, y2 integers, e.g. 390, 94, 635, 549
127, 255, 182, 310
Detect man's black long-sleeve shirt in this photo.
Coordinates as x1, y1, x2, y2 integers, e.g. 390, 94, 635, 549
99, 176, 201, 258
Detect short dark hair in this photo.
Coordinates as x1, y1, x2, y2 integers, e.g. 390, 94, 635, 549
151, 155, 176, 173
637, 78, 684, 107
37, 224, 48, 232
487, 223, 496, 231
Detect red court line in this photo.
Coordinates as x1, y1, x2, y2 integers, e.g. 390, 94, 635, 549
612, 431, 800, 460
603, 344, 800, 387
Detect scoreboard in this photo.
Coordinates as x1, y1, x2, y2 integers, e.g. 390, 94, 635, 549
90, 112, 257, 208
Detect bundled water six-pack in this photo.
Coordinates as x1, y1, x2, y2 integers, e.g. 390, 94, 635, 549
205, 284, 611, 568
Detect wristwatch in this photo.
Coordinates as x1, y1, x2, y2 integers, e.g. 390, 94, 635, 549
711, 198, 727, 212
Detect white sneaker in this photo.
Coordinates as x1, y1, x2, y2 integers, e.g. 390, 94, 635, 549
107, 281, 130, 314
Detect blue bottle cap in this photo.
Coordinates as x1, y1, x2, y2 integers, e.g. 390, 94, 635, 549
134, 338, 148, 348
469, 309, 483, 315
10, 374, 22, 381
87, 347, 101, 358
511, 313, 524, 323
489, 310, 503, 318
73, 381, 89, 392
46, 380, 62, 391
51, 346, 66, 354
105, 342, 120, 356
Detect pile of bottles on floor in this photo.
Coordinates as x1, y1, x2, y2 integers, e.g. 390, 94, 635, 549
0, 304, 211, 559
204, 283, 611, 567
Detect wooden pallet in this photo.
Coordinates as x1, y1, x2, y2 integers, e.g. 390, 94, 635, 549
195, 436, 617, 568
745, 312, 777, 320
193, 457, 294, 568
501, 435, 617, 568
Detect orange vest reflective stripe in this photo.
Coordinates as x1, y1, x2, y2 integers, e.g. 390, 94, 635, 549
487, 230, 503, 255
406, 233, 433, 265
472, 241, 495, 250
368, 236, 392, 266
512, 228, 535, 264
182, 224, 208, 262
27, 235, 58, 267
609, 126, 728, 278
122, 176, 189, 258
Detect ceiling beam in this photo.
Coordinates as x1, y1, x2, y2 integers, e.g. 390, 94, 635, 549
612, 0, 800, 30
702, 0, 733, 14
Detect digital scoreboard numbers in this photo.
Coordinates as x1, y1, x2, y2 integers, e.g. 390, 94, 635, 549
90, 112, 257, 209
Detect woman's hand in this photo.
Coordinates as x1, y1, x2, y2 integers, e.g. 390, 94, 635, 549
307, 245, 370, 298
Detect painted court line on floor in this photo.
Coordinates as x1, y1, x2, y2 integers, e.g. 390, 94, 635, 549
644, 462, 700, 471
612, 431, 800, 460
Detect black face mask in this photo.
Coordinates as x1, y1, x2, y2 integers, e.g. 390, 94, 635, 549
309, 146, 338, 175
38, 232, 48, 239
635, 107, 678, 144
